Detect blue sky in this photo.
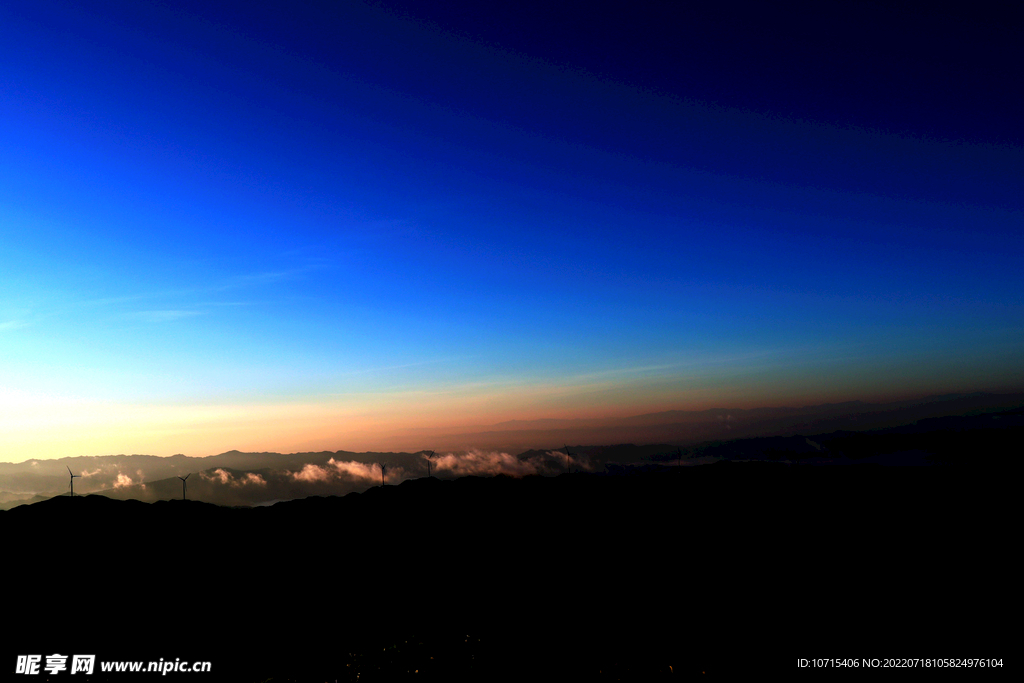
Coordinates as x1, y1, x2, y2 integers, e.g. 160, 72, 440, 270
1, 1, 1021, 459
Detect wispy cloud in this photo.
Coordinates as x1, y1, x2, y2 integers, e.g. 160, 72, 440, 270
46, 262, 331, 321
133, 310, 206, 323
0, 320, 30, 331
327, 356, 471, 381
219, 264, 327, 289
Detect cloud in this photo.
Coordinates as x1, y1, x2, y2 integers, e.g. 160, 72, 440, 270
431, 449, 587, 477
432, 450, 535, 476
113, 473, 133, 488
134, 310, 205, 322
201, 468, 233, 485
291, 463, 330, 483
0, 320, 30, 331
288, 459, 404, 486
331, 458, 406, 484
428, 449, 594, 477
222, 264, 328, 289
200, 469, 267, 487
326, 458, 379, 482
80, 468, 102, 478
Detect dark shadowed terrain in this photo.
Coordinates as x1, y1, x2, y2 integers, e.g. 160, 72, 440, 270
3, 414, 1015, 681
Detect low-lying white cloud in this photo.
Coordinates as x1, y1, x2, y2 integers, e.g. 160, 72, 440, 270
292, 463, 330, 483
288, 459, 405, 485
327, 458, 379, 482
202, 468, 233, 485
431, 449, 589, 477
198, 468, 267, 487
433, 450, 539, 476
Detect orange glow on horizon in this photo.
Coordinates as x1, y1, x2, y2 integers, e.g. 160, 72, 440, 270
1, 379, 1013, 463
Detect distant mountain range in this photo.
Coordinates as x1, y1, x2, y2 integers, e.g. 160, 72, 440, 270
2, 391, 1021, 509
386, 391, 1024, 451
2, 457, 1011, 679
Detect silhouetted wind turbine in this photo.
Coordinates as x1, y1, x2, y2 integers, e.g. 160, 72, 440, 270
67, 466, 81, 497
564, 445, 572, 474
424, 451, 436, 477
177, 473, 190, 500
378, 462, 387, 486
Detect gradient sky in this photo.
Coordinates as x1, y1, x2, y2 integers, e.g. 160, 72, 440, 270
2, 0, 1022, 461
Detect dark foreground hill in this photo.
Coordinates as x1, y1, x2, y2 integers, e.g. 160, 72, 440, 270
2, 459, 1012, 681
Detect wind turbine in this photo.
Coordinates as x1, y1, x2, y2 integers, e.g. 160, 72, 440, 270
177, 473, 190, 500
378, 462, 387, 486
67, 466, 81, 497
424, 451, 436, 477
564, 445, 572, 474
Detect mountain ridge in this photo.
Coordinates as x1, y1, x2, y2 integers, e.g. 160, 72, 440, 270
3, 460, 1011, 679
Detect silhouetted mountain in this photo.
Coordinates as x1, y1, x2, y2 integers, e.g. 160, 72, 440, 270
5, 398, 1023, 510
0, 449, 438, 508
675, 406, 1024, 466
389, 391, 1024, 451
2, 444, 1011, 681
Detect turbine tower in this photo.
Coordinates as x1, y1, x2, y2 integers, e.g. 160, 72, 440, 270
424, 451, 436, 477
378, 462, 387, 486
67, 466, 81, 497
177, 473, 190, 500
564, 445, 572, 474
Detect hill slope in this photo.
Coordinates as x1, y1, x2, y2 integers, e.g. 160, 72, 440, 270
2, 458, 1011, 680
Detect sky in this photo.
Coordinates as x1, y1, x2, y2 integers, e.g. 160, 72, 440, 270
1, 0, 1022, 461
